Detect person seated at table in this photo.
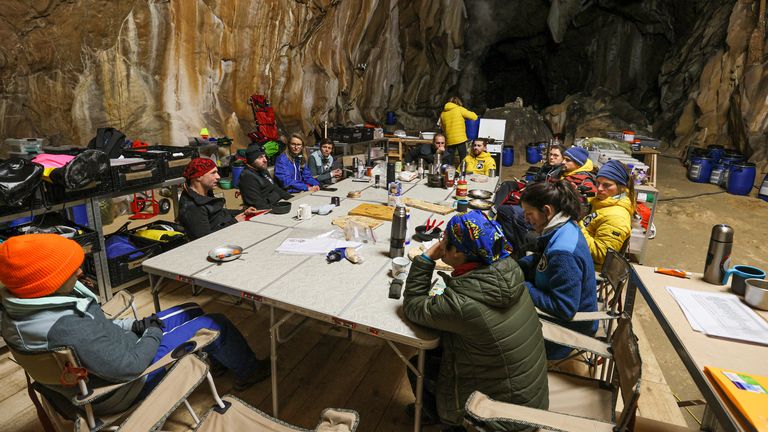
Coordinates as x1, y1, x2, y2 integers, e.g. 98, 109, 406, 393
239, 145, 292, 210
308, 138, 342, 185
518, 181, 598, 367
403, 210, 548, 429
0, 234, 270, 416
178, 158, 260, 240
404, 133, 446, 166
462, 138, 496, 176
580, 159, 635, 270
560, 146, 597, 197
547, 143, 565, 166
274, 133, 321, 193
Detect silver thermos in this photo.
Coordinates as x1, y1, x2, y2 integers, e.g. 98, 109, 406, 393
703, 224, 733, 284
433, 153, 442, 174
389, 204, 407, 258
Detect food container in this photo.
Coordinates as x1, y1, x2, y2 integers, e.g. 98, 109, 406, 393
271, 201, 292, 215
420, 132, 436, 140
744, 278, 768, 310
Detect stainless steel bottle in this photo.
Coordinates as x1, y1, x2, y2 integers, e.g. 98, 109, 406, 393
433, 153, 442, 174
390, 204, 407, 258
417, 158, 424, 179
703, 224, 733, 284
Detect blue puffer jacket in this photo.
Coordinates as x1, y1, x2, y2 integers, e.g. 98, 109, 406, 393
517, 219, 598, 360
274, 153, 320, 193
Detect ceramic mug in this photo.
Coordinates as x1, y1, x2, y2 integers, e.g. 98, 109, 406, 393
297, 203, 312, 220
391, 256, 410, 275
721, 265, 766, 296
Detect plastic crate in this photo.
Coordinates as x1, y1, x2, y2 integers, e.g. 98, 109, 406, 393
110, 158, 163, 190
122, 146, 198, 180
102, 234, 162, 286
128, 220, 188, 253
0, 213, 101, 253
328, 127, 375, 143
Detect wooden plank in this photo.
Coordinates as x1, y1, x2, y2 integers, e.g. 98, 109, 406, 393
331, 215, 384, 230
402, 197, 454, 215
348, 203, 396, 221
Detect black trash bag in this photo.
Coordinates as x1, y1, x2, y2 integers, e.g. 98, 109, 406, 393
88, 127, 127, 159
0, 158, 44, 206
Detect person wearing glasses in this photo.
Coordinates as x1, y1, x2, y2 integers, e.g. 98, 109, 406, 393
274, 133, 321, 193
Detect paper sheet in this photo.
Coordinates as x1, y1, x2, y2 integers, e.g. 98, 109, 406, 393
667, 286, 768, 346
275, 237, 361, 255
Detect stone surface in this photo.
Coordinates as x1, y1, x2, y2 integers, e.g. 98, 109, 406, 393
483, 102, 552, 164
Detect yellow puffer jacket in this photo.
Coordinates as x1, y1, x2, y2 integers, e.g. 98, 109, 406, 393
563, 159, 594, 177
463, 152, 496, 175
439, 102, 478, 145
579, 193, 633, 271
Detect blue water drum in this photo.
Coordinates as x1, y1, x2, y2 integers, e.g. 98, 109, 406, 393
502, 147, 515, 166
758, 174, 768, 202
465, 118, 480, 140
719, 154, 745, 187
231, 165, 244, 188
526, 143, 542, 164
709, 164, 726, 185
538, 142, 548, 160
386, 111, 397, 125
71, 204, 89, 226
726, 162, 756, 195
688, 156, 714, 183
707, 144, 725, 163
685, 147, 708, 167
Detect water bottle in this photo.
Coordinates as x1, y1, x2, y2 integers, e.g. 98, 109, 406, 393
390, 204, 407, 258
417, 158, 424, 179
353, 157, 360, 179
703, 224, 733, 285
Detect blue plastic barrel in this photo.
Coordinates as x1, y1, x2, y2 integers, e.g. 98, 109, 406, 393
465, 118, 480, 140
231, 165, 244, 188
726, 162, 756, 195
709, 164, 726, 185
502, 147, 514, 167
758, 174, 768, 202
71, 204, 89, 226
688, 156, 713, 183
386, 111, 397, 125
707, 145, 725, 163
526, 144, 542, 164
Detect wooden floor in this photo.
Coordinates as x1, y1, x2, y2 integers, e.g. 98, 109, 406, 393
0, 279, 689, 431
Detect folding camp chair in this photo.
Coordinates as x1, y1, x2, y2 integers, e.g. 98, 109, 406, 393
464, 316, 642, 432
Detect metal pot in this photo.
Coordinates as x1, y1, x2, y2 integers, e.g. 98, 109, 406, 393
427, 173, 444, 188
744, 278, 768, 310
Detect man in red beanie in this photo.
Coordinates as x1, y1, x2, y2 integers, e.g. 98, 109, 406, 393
0, 234, 270, 416
178, 157, 260, 240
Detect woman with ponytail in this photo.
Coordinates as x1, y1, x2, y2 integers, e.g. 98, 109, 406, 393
518, 181, 598, 364
580, 160, 635, 271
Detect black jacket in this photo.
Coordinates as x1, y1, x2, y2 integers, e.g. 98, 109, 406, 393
238, 166, 292, 209
178, 187, 239, 240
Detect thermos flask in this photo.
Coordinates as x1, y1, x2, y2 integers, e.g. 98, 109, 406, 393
389, 204, 407, 258
703, 224, 733, 284
386, 162, 396, 187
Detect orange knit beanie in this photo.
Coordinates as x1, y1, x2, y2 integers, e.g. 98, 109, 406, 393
0, 234, 84, 298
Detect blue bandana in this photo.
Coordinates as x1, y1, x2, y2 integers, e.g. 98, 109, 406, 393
597, 160, 629, 186
445, 210, 511, 265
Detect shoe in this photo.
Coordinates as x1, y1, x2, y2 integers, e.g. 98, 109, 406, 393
234, 358, 271, 391
405, 403, 439, 426
62, 149, 108, 189
209, 360, 228, 378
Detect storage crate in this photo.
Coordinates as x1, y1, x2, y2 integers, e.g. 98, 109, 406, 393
122, 146, 198, 180
128, 220, 188, 253
101, 234, 162, 286
0, 213, 101, 253
110, 158, 163, 190
328, 127, 375, 143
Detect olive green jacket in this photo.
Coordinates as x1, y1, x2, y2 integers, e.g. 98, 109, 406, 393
403, 255, 549, 429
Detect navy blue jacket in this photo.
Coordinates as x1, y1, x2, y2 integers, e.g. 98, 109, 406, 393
274, 153, 320, 193
518, 220, 598, 360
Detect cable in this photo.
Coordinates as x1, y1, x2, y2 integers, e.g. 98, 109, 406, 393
658, 191, 726, 202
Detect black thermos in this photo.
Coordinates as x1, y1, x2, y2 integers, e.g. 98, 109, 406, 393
386, 162, 396, 186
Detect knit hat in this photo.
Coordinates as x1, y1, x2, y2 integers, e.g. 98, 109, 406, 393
563, 146, 589, 166
445, 210, 511, 265
0, 234, 84, 298
597, 159, 630, 186
182, 158, 217, 180
245, 145, 266, 164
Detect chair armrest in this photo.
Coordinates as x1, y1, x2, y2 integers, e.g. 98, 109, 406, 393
118, 354, 209, 431
540, 320, 611, 358
73, 328, 220, 405
102, 290, 137, 320
464, 391, 615, 432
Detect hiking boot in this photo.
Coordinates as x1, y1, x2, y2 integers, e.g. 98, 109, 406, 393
405, 403, 440, 426
55, 149, 108, 189
233, 358, 271, 391
209, 360, 228, 378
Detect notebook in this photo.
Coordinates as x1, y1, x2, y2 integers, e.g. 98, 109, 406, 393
704, 366, 768, 431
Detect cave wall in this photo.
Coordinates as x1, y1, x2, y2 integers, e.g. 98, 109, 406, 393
0, 0, 466, 148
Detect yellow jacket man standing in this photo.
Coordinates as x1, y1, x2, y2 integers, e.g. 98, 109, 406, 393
439, 97, 478, 165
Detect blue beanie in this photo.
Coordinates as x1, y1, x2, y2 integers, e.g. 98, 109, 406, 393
563, 147, 589, 166
597, 160, 630, 186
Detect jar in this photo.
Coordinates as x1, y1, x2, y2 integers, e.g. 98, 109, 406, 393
456, 179, 468, 197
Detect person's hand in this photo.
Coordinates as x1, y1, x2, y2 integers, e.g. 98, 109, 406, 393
425, 235, 448, 261
131, 314, 165, 336
243, 207, 259, 216
309, 185, 321, 192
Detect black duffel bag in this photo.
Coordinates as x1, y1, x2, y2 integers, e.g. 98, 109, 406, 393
0, 158, 44, 206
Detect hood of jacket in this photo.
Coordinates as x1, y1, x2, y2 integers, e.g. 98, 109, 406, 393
1, 281, 98, 318
446, 257, 526, 309
564, 158, 594, 176
183, 186, 219, 206
443, 102, 460, 111
591, 192, 633, 214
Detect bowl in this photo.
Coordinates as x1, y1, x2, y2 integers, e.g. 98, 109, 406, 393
468, 199, 494, 210
218, 179, 232, 190
271, 201, 292, 215
421, 132, 436, 140
468, 189, 493, 200
208, 245, 243, 262
744, 278, 768, 310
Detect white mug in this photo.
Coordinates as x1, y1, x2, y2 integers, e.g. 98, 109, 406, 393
297, 204, 312, 220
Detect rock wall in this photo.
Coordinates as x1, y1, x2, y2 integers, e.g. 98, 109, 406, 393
0, 0, 466, 149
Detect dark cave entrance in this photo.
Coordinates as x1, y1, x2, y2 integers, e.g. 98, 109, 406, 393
482, 42, 550, 110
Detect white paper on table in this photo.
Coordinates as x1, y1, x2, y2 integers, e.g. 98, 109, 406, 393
666, 286, 768, 345
275, 237, 361, 255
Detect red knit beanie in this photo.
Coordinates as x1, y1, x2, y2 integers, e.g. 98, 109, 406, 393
0, 234, 84, 298
182, 158, 217, 180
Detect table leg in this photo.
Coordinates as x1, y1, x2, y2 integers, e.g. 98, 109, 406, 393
414, 348, 425, 432
149, 274, 164, 312
269, 308, 296, 417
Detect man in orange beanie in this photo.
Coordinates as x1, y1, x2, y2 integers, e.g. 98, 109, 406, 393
0, 234, 270, 416
178, 157, 260, 240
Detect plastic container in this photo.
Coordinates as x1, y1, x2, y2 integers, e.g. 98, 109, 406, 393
709, 163, 726, 185
71, 204, 89, 226
707, 145, 725, 163
758, 174, 768, 202
526, 143, 542, 164
726, 162, 756, 196
231, 165, 244, 188
502, 147, 514, 167
688, 156, 713, 183
456, 179, 468, 198
386, 111, 397, 125
465, 118, 480, 140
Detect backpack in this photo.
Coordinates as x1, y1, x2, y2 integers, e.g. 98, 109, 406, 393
0, 158, 44, 206
247, 94, 279, 144
493, 180, 526, 207
88, 127, 127, 159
